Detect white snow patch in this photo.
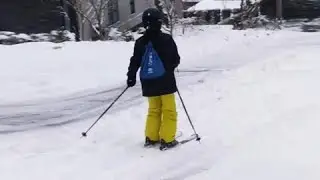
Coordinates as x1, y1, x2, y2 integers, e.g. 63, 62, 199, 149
184, 46, 320, 180
0, 31, 15, 36
0, 41, 134, 104
12, 33, 33, 40
1, 26, 320, 180
187, 0, 241, 11
0, 35, 9, 40
0, 25, 271, 104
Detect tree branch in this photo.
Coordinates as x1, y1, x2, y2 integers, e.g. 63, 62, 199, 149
65, 0, 101, 36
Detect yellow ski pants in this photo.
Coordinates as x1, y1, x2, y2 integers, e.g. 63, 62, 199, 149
145, 93, 177, 143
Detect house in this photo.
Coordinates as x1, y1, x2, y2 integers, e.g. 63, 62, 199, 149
182, 0, 202, 10
78, 0, 184, 41
0, 0, 184, 42
116, 0, 183, 31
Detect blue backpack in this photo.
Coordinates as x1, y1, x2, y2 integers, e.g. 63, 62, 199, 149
140, 42, 166, 80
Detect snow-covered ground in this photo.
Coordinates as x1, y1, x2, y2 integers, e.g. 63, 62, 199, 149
1, 25, 320, 180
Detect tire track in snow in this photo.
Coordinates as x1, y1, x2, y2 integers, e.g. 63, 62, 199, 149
0, 70, 212, 134
1, 32, 318, 134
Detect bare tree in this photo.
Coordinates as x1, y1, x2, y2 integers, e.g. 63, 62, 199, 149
144, 0, 154, 7
64, 0, 115, 40
156, 0, 179, 35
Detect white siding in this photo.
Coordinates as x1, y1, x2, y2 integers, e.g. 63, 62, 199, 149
79, 18, 93, 41
117, 0, 155, 31
78, 0, 184, 39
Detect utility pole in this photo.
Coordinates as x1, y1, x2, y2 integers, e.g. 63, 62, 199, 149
276, 0, 283, 20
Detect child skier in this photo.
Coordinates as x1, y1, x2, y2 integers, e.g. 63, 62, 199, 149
126, 8, 180, 150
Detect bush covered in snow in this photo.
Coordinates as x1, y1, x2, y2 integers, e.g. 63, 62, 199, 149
218, 1, 281, 31
231, 15, 281, 30
0, 30, 75, 45
107, 28, 135, 42
282, 18, 320, 32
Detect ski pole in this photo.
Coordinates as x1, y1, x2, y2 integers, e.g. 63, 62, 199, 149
177, 89, 201, 142
81, 86, 129, 137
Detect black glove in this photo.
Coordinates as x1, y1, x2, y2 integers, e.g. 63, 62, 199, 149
127, 78, 136, 87
172, 63, 179, 71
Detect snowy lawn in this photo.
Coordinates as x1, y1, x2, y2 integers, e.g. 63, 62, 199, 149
1, 25, 320, 180
0, 25, 275, 104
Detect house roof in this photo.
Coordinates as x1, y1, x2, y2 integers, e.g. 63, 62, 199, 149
182, 0, 202, 2
186, 0, 242, 11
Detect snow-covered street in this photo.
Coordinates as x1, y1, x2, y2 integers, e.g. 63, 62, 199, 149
1, 26, 320, 180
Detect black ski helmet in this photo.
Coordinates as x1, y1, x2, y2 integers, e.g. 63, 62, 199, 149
142, 8, 163, 30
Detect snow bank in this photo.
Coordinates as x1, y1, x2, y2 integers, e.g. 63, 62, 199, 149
0, 30, 75, 45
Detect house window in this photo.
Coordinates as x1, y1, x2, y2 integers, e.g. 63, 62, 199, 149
130, 0, 136, 14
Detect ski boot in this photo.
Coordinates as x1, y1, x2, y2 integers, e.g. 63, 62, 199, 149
144, 137, 159, 147
159, 139, 179, 151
